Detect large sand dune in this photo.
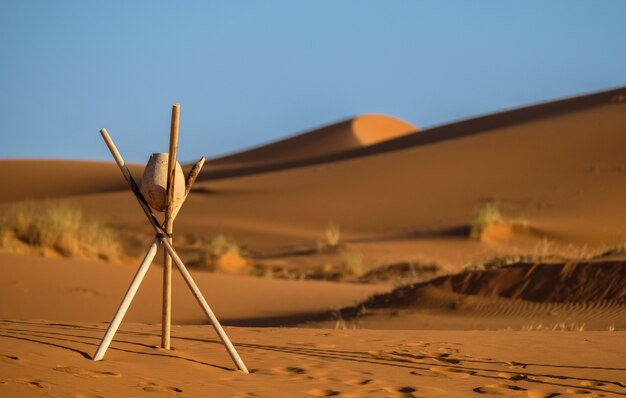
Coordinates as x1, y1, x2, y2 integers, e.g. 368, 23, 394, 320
206, 114, 417, 167
0, 160, 144, 203
2, 87, 626, 397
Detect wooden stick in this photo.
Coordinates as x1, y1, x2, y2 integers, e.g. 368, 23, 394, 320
99, 129, 166, 235
160, 236, 249, 373
161, 103, 180, 350
171, 156, 205, 221
99, 129, 248, 371
93, 238, 160, 361
185, 156, 205, 194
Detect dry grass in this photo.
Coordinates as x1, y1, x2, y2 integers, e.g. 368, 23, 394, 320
318, 222, 341, 252
339, 249, 364, 279
521, 322, 586, 332
0, 201, 120, 261
470, 202, 503, 239
201, 234, 248, 273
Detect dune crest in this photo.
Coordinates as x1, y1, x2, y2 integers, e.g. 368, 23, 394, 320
208, 114, 418, 166
351, 114, 417, 145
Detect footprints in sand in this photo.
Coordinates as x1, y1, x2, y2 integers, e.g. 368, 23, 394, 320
497, 372, 527, 381
259, 365, 320, 381
473, 383, 526, 395
579, 380, 603, 388
137, 382, 183, 394
290, 341, 337, 349
397, 386, 418, 397
0, 353, 20, 362
68, 287, 103, 296
565, 388, 592, 395
364, 345, 623, 398
505, 360, 528, 369
54, 365, 121, 378
344, 378, 373, 386
526, 391, 560, 398
428, 365, 475, 378
319, 383, 420, 397
306, 388, 341, 397
8, 377, 52, 390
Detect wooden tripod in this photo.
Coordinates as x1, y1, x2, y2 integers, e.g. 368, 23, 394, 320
92, 105, 248, 373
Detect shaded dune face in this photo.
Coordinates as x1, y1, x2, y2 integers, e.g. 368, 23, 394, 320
208, 114, 418, 166
0, 161, 145, 203
0, 114, 417, 204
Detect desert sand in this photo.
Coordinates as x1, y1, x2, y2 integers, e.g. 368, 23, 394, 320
1, 86, 625, 397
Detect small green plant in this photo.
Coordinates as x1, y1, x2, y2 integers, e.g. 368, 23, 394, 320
470, 202, 502, 239
339, 249, 364, 279
0, 200, 120, 261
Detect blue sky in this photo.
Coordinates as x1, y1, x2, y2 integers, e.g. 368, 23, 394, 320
1, 1, 625, 163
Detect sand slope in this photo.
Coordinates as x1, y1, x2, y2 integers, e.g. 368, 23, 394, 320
0, 160, 144, 203
0, 252, 386, 326
1, 88, 626, 397
325, 260, 626, 331
163, 86, 626, 260
2, 87, 626, 295
375, 261, 626, 304
207, 114, 417, 167
1, 321, 624, 397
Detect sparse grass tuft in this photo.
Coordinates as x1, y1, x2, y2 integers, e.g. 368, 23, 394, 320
203, 234, 239, 259
201, 234, 247, 273
521, 322, 586, 332
470, 202, 502, 239
339, 249, 364, 279
318, 222, 341, 252
331, 310, 347, 330
0, 201, 120, 261
606, 239, 626, 256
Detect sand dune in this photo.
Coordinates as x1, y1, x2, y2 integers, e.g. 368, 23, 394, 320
207, 114, 417, 167
6, 85, 617, 278
0, 252, 386, 325
325, 260, 626, 331
388, 261, 626, 304
197, 85, 626, 181
0, 160, 144, 203
176, 85, 626, 255
2, 87, 626, 397
2, 87, 625, 275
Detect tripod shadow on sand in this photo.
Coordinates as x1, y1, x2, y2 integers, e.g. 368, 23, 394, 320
0, 320, 624, 397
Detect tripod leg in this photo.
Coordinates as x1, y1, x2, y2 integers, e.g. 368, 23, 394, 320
93, 238, 160, 361
161, 238, 249, 373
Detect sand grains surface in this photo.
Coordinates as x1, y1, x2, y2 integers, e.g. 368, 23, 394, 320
1, 321, 625, 398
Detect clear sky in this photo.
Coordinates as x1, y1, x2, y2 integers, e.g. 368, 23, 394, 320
1, 1, 625, 163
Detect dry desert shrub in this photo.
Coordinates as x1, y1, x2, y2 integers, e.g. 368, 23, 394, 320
470, 202, 503, 239
340, 249, 364, 279
0, 201, 120, 261
521, 322, 586, 332
324, 222, 341, 248
201, 234, 247, 273
318, 222, 341, 252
